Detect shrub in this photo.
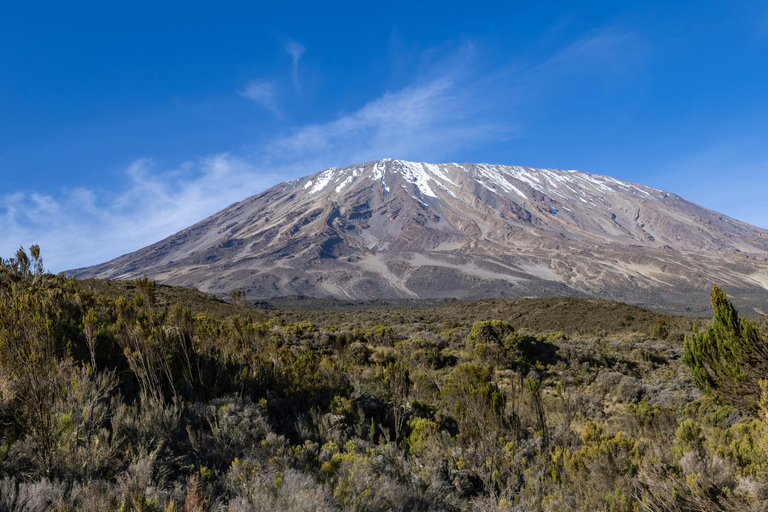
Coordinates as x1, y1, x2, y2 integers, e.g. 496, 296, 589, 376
346, 342, 371, 366
712, 418, 768, 477
674, 419, 705, 459
442, 365, 506, 445
683, 285, 768, 410
282, 321, 317, 340
368, 326, 402, 347
466, 320, 515, 349
405, 417, 440, 457
225, 466, 334, 512
395, 337, 444, 370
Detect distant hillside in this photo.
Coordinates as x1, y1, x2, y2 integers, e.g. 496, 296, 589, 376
79, 278, 704, 339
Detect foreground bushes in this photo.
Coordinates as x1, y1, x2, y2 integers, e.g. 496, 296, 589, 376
2, 248, 768, 511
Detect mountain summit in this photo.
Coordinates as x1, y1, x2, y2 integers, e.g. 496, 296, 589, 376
70, 159, 768, 313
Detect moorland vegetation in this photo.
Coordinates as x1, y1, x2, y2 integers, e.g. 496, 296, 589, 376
1, 246, 768, 511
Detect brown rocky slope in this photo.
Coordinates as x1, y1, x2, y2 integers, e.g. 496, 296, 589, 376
69, 159, 768, 315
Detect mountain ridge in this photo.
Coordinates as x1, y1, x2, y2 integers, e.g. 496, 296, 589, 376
69, 159, 768, 314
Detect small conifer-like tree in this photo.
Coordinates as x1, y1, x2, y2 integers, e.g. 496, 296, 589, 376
683, 285, 768, 410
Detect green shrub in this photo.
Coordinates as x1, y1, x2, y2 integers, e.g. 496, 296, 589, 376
673, 419, 705, 458
346, 342, 371, 366
395, 337, 444, 369
713, 418, 768, 477
466, 320, 515, 348
282, 320, 317, 339
683, 285, 767, 410
405, 417, 439, 457
442, 365, 506, 444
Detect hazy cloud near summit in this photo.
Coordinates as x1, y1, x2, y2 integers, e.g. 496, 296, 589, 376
241, 36, 305, 113
264, 75, 509, 170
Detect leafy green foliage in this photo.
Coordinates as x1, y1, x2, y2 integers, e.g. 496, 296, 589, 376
683, 285, 768, 409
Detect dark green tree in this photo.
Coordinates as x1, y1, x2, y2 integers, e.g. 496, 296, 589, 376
683, 285, 768, 410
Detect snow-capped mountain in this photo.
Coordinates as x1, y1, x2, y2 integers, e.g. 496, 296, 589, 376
70, 159, 768, 314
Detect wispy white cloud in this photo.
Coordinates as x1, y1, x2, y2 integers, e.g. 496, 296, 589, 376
510, 27, 647, 99
284, 38, 305, 92
269, 80, 500, 167
0, 155, 282, 271
240, 79, 281, 115
543, 29, 642, 73
260, 45, 515, 170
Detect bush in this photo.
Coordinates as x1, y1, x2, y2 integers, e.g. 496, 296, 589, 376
395, 338, 444, 370
225, 464, 335, 512
683, 285, 768, 410
466, 320, 515, 349
347, 342, 371, 366
442, 365, 506, 445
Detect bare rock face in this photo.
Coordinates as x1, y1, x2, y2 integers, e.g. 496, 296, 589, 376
69, 159, 768, 314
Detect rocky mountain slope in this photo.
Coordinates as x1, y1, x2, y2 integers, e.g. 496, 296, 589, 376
70, 159, 768, 314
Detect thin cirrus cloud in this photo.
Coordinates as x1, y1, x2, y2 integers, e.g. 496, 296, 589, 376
241, 36, 305, 113
261, 42, 516, 170
240, 79, 281, 115
261, 29, 646, 172
284, 38, 305, 92
264, 76, 509, 170
542, 28, 643, 75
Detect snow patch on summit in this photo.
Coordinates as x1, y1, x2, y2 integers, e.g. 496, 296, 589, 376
306, 160, 660, 206
476, 164, 528, 199
398, 161, 437, 198
309, 168, 337, 194
335, 176, 354, 193
424, 163, 457, 186
371, 161, 390, 194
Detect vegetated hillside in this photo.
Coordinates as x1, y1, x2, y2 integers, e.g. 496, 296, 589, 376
79, 278, 702, 340
4, 248, 768, 511
262, 296, 700, 341
81, 278, 768, 338
70, 159, 768, 315
78, 278, 239, 319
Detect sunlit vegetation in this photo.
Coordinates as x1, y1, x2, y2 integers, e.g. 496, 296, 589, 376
1, 247, 767, 511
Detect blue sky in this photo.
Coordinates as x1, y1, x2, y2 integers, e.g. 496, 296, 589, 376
2, 0, 767, 271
